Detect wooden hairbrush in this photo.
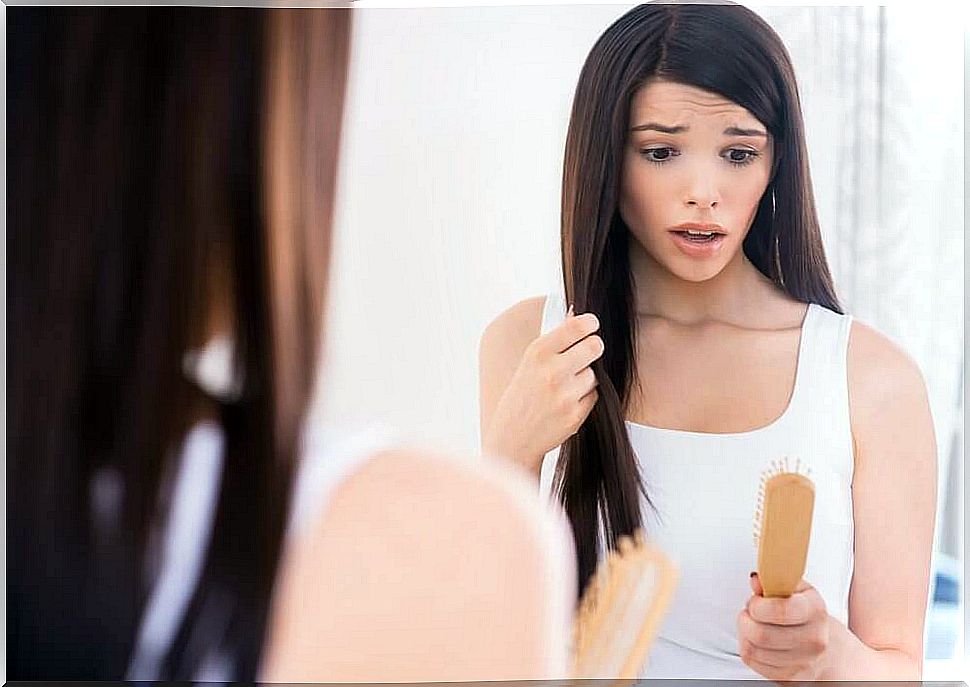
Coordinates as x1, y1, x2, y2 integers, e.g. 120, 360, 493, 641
752, 457, 815, 598
571, 528, 678, 681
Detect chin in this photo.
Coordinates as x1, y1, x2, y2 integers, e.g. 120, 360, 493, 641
653, 250, 735, 282
670, 264, 726, 282
634, 230, 742, 283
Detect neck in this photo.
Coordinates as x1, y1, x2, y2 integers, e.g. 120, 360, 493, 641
628, 232, 778, 325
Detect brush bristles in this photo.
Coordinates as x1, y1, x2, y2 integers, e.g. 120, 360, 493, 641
752, 455, 813, 547
572, 528, 678, 679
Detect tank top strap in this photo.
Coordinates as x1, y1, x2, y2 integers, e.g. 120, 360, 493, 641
538, 291, 568, 502
540, 290, 569, 337
790, 302, 854, 417
784, 303, 855, 483
287, 423, 401, 541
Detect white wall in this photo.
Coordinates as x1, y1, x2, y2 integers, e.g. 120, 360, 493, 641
313, 5, 635, 452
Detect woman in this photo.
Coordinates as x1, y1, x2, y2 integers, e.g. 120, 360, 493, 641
9, 7, 575, 681
480, 2, 937, 680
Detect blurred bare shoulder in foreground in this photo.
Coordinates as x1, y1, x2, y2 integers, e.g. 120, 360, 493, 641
261, 446, 577, 682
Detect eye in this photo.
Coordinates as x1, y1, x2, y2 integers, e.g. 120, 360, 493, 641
639, 147, 679, 167
726, 148, 760, 167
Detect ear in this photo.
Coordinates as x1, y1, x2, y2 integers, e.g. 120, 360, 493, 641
766, 129, 780, 178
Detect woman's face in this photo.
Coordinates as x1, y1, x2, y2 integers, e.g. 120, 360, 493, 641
619, 79, 774, 282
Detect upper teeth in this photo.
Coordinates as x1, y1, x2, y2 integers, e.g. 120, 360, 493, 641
685, 230, 715, 236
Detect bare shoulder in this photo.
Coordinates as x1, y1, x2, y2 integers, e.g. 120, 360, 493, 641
479, 295, 547, 363
262, 446, 576, 681
323, 445, 554, 517
478, 296, 548, 430
847, 319, 928, 403
846, 318, 933, 460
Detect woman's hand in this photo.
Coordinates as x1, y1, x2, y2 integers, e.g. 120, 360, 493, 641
481, 308, 603, 476
736, 572, 838, 680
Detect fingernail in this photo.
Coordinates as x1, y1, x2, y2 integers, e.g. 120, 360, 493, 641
750, 571, 757, 578
567, 303, 574, 317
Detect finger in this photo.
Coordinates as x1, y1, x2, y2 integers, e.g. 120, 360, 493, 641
748, 590, 817, 626
739, 639, 789, 669
559, 334, 604, 375
576, 387, 599, 418
750, 571, 764, 596
737, 608, 800, 651
539, 312, 600, 355
565, 389, 599, 436
743, 639, 816, 670
793, 577, 813, 593
570, 366, 599, 399
742, 657, 798, 683
740, 643, 806, 682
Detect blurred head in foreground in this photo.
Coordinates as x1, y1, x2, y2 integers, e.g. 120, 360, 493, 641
9, 7, 350, 678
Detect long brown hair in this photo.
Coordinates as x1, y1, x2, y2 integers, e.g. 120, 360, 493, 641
554, 1, 843, 597
8, 7, 350, 678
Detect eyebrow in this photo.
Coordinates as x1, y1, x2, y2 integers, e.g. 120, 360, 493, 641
630, 122, 767, 137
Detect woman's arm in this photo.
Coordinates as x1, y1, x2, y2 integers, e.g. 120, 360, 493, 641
831, 319, 938, 679
478, 297, 546, 478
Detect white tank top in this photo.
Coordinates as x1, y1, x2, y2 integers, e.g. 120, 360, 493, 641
537, 290, 856, 680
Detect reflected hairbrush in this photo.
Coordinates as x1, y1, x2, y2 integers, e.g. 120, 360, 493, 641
752, 457, 815, 598
571, 528, 678, 681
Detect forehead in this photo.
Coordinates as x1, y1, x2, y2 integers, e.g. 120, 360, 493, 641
630, 79, 760, 127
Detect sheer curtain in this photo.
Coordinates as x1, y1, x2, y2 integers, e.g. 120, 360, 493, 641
755, 5, 963, 554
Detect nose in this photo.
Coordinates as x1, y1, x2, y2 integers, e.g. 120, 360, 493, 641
685, 172, 720, 209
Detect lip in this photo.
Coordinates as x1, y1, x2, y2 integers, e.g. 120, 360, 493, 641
670, 222, 726, 234
668, 222, 727, 258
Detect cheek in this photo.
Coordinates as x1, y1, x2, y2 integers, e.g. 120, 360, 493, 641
744, 176, 768, 202
743, 186, 770, 226
619, 163, 664, 230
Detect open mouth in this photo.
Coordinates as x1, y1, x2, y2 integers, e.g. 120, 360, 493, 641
671, 230, 724, 244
